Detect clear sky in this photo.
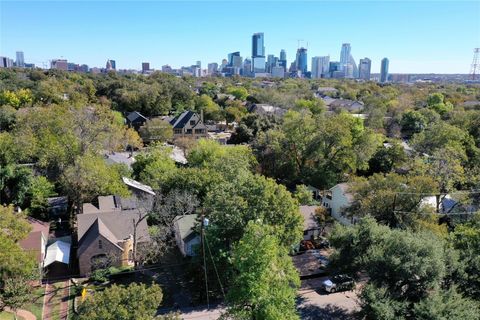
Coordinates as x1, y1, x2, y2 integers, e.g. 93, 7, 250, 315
1, 1, 479, 73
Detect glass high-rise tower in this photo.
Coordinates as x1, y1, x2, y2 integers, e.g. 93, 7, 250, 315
359, 58, 371, 80
296, 48, 308, 75
252, 33, 265, 57
16, 51, 24, 67
380, 58, 389, 83
252, 33, 266, 73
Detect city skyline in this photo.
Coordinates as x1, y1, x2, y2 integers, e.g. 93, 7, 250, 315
1, 1, 479, 73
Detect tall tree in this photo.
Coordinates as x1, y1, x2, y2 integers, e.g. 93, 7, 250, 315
225, 221, 300, 320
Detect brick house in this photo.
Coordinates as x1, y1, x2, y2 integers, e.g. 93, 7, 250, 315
77, 196, 149, 276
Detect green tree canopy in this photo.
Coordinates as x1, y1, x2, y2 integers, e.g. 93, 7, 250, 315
76, 283, 163, 320
225, 221, 300, 320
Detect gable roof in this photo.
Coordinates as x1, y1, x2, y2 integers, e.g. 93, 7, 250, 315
19, 218, 50, 263
127, 111, 148, 123
44, 240, 70, 267
78, 211, 149, 244
169, 111, 196, 129
174, 214, 198, 242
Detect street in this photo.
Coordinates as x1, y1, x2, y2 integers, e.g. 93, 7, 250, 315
177, 278, 360, 320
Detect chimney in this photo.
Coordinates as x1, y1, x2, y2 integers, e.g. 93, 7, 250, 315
200, 109, 204, 123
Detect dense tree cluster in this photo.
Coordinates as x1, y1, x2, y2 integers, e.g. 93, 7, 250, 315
1, 68, 480, 318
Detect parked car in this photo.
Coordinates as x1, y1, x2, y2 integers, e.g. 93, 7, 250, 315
322, 275, 355, 293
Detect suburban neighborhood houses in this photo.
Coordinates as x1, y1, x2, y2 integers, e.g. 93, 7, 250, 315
1, 61, 480, 320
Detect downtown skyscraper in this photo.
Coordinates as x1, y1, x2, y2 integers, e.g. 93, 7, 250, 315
251, 32, 266, 73
295, 47, 308, 76
339, 43, 358, 78
380, 58, 389, 83
311, 56, 330, 78
359, 58, 372, 80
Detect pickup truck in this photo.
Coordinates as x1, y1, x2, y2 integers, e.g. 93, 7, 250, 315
322, 275, 355, 293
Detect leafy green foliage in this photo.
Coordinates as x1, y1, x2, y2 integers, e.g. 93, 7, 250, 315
62, 153, 130, 211
294, 184, 314, 205
139, 118, 173, 143
348, 173, 438, 228
226, 221, 300, 320
76, 283, 163, 320
0, 206, 39, 313
330, 217, 479, 319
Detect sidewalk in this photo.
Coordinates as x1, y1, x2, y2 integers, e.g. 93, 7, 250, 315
4, 307, 36, 320
42, 279, 70, 320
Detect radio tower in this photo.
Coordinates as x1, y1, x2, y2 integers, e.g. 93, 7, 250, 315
470, 48, 480, 80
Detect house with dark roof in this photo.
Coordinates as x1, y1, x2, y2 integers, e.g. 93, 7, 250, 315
173, 214, 200, 257
77, 195, 150, 275
169, 111, 208, 140
19, 217, 50, 270
126, 111, 148, 131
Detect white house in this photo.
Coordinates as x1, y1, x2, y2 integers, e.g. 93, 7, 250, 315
321, 183, 354, 225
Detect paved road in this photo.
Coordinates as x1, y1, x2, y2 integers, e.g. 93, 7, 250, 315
176, 283, 359, 320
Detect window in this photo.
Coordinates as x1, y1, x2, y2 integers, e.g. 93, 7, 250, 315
128, 249, 133, 262
98, 239, 103, 249
190, 120, 195, 125
195, 129, 205, 134
186, 129, 192, 134
174, 128, 182, 134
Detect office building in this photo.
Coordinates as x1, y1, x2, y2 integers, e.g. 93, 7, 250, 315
295, 47, 308, 75
252, 32, 266, 73
279, 49, 287, 71
162, 65, 173, 73
311, 56, 330, 79
51, 59, 68, 70
207, 63, 218, 75
252, 32, 265, 57
0, 57, 14, 68
16, 51, 25, 67
252, 57, 266, 73
339, 43, 358, 78
340, 43, 351, 69
67, 63, 77, 71
228, 52, 240, 66
106, 59, 116, 71
142, 62, 150, 73
380, 58, 389, 83
359, 58, 371, 80
243, 59, 252, 77
271, 66, 285, 78
196, 61, 201, 69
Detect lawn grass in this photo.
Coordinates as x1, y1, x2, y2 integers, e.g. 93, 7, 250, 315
23, 285, 45, 319
0, 311, 26, 320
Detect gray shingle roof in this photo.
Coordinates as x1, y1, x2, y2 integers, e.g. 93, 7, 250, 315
77, 210, 150, 248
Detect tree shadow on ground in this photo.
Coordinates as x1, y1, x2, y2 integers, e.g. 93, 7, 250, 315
296, 296, 357, 320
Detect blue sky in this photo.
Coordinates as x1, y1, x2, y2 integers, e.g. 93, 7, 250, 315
1, 1, 479, 73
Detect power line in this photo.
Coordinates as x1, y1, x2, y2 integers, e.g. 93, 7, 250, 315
205, 233, 226, 299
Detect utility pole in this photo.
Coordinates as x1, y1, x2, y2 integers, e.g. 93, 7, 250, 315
200, 212, 209, 309
470, 48, 479, 80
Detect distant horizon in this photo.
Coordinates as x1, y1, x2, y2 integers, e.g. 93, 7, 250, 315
1, 1, 479, 73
